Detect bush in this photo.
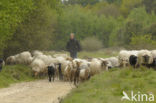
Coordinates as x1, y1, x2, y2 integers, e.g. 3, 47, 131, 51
81, 37, 103, 51
130, 34, 156, 49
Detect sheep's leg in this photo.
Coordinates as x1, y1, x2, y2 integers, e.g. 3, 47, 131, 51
53, 75, 55, 82
49, 75, 52, 82
74, 76, 76, 85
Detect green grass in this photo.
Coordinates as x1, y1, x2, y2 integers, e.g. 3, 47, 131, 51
62, 67, 156, 103
0, 64, 37, 88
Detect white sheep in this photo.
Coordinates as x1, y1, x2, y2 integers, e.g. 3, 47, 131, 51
64, 62, 73, 81
6, 56, 16, 64
104, 57, 119, 68
118, 50, 131, 67
89, 58, 108, 76
79, 66, 90, 82
6, 51, 33, 65
31, 59, 47, 77
53, 53, 69, 58
32, 50, 43, 57
151, 50, 156, 58
18, 51, 33, 65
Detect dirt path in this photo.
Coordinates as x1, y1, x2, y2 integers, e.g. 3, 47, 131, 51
0, 80, 74, 103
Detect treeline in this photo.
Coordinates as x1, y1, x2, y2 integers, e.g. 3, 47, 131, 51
0, 0, 156, 58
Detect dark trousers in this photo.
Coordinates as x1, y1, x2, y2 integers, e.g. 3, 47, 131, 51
70, 52, 77, 59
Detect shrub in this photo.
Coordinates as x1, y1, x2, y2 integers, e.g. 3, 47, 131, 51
130, 34, 156, 49
81, 37, 103, 51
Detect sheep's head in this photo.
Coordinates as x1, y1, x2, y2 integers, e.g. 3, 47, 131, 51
101, 60, 109, 70
66, 57, 73, 61
143, 55, 150, 64
120, 59, 129, 67
76, 61, 81, 68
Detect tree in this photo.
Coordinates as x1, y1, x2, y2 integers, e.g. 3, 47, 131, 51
3, 0, 59, 58
0, 0, 35, 57
143, 0, 156, 13
120, 0, 142, 17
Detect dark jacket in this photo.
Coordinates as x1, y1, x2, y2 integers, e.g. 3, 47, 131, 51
66, 39, 81, 52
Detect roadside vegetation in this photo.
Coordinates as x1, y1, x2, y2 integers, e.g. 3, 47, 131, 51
0, 65, 37, 88
62, 67, 156, 103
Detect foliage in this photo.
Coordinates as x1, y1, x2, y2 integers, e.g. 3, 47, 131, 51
120, 0, 142, 17
62, 68, 156, 103
143, 0, 156, 13
109, 7, 156, 46
130, 34, 156, 49
2, 0, 59, 58
0, 0, 156, 58
0, 64, 37, 88
81, 37, 103, 51
0, 0, 35, 56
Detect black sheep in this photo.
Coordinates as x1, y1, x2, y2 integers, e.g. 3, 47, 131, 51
129, 55, 137, 68
47, 65, 55, 82
58, 63, 63, 80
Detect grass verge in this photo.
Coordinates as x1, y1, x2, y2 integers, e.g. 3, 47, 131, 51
62, 67, 156, 103
0, 64, 37, 88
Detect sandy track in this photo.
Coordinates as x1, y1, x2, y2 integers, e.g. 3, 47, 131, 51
0, 80, 74, 103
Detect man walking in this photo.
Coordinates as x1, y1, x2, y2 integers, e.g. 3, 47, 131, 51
66, 33, 81, 59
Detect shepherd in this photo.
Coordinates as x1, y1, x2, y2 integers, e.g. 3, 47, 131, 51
66, 33, 81, 59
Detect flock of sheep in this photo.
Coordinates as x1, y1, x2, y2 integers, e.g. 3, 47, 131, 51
5, 49, 156, 85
